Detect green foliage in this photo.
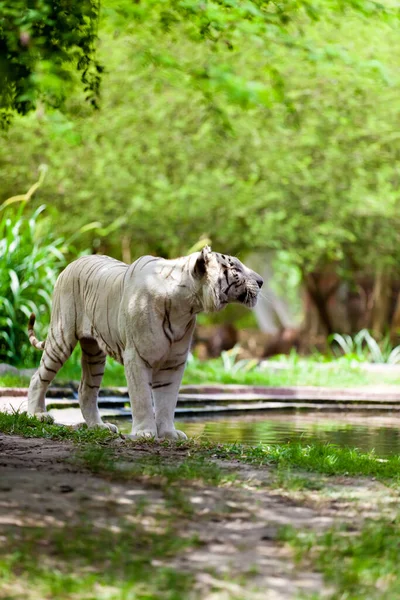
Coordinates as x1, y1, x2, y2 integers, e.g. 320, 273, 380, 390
331, 330, 400, 364
8, 347, 400, 388
0, 202, 67, 365
182, 352, 395, 387
1, 0, 400, 355
218, 345, 259, 375
0, 0, 102, 124
0, 372, 31, 387
101, 0, 398, 116
2, 0, 392, 126
54, 346, 128, 386
1, 0, 400, 270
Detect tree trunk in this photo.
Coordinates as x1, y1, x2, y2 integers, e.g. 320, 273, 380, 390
390, 291, 400, 342
304, 273, 335, 336
121, 235, 132, 264
370, 269, 391, 336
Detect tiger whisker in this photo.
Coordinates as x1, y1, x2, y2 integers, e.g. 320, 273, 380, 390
258, 290, 275, 306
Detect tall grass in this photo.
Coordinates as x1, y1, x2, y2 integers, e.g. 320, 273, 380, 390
0, 203, 67, 365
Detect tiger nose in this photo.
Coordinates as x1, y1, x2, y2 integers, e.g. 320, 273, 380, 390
256, 276, 264, 289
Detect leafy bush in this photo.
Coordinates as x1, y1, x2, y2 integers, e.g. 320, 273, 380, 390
0, 203, 67, 366
1, 0, 102, 125
330, 330, 400, 364
220, 345, 259, 375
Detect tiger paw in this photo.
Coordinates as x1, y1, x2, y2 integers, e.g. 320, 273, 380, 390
127, 429, 158, 440
33, 412, 54, 424
91, 422, 119, 434
103, 422, 119, 434
158, 429, 188, 441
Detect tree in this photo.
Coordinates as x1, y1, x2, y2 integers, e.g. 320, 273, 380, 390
1, 0, 395, 127
0, 0, 102, 127
2, 1, 400, 337
2, 3, 399, 262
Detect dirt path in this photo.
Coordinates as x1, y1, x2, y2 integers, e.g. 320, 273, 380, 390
0, 433, 396, 599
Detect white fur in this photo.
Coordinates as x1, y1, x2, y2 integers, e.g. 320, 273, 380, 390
27, 248, 262, 439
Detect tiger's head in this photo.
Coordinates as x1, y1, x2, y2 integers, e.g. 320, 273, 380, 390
192, 246, 263, 313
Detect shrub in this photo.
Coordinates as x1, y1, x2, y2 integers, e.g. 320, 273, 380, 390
0, 203, 67, 366
330, 329, 400, 364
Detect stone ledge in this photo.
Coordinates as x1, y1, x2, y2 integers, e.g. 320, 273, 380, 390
2, 384, 400, 402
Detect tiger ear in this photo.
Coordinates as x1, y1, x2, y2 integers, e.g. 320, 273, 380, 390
194, 245, 212, 279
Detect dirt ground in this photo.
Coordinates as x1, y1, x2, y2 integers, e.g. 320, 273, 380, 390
0, 433, 397, 600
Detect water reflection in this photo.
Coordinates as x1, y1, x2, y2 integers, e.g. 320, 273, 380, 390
115, 411, 400, 457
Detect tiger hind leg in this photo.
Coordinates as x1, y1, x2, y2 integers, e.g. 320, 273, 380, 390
79, 338, 118, 433
28, 328, 77, 422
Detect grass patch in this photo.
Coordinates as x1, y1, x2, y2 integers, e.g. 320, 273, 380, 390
281, 517, 400, 599
2, 411, 400, 481
80, 444, 230, 485
0, 346, 128, 388
273, 467, 325, 491
55, 347, 128, 386
0, 410, 118, 444
0, 412, 230, 513
210, 441, 400, 480
5, 349, 400, 389
0, 372, 31, 387
78, 444, 233, 515
0, 412, 224, 485
183, 355, 400, 388
117, 453, 228, 486
0, 520, 196, 600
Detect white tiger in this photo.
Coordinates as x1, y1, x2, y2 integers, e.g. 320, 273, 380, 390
27, 246, 263, 439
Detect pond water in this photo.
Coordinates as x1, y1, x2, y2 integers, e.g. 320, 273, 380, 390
114, 412, 400, 458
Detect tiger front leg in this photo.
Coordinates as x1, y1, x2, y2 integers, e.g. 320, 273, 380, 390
124, 349, 158, 440
79, 340, 118, 433
152, 361, 188, 441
